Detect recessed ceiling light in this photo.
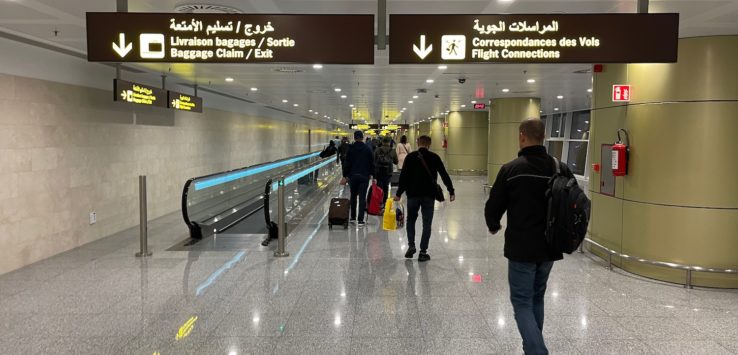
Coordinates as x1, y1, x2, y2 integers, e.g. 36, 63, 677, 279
426, 79, 434, 83
438, 65, 448, 70
554, 107, 560, 111
460, 104, 466, 108
408, 100, 414, 104
340, 95, 347, 99
527, 79, 536, 83
471, 100, 477, 104
315, 111, 319, 114
282, 99, 288, 103
349, 104, 354, 107
309, 109, 313, 112
587, 88, 593, 93
250, 87, 258, 91
557, 95, 564, 99
402, 107, 407, 110
293, 103, 299, 107
412, 95, 418, 99
225, 77, 234, 82
334, 88, 342, 92
313, 64, 323, 69
502, 88, 510, 93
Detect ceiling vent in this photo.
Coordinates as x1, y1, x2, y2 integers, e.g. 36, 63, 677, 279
416, 88, 428, 94
511, 90, 536, 94
573, 68, 592, 74
273, 67, 304, 73
175, 4, 243, 13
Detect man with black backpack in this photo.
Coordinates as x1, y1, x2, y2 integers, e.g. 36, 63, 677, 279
485, 118, 589, 355
373, 136, 399, 204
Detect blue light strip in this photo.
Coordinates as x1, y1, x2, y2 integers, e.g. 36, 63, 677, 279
195, 251, 246, 296
194, 152, 321, 191
271, 159, 335, 191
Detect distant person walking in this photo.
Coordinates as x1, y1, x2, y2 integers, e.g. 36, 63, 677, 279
394, 135, 455, 262
337, 136, 350, 165
373, 136, 399, 204
319, 140, 337, 159
342, 130, 374, 226
396, 135, 412, 170
485, 118, 574, 355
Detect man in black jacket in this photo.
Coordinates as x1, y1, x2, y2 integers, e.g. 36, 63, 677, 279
485, 118, 573, 355
342, 130, 374, 226
394, 135, 455, 262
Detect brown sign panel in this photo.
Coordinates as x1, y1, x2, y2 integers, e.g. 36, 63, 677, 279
87, 13, 374, 64
168, 91, 203, 113
389, 14, 679, 64
114, 79, 167, 108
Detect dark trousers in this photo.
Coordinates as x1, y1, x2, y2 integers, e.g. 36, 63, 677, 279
508, 260, 554, 355
406, 196, 435, 251
376, 174, 391, 204
349, 175, 369, 222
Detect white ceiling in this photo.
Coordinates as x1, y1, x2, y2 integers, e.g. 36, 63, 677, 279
1, 0, 737, 124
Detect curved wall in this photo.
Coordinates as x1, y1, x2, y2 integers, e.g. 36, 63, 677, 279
487, 98, 540, 184
446, 111, 488, 174
588, 36, 738, 288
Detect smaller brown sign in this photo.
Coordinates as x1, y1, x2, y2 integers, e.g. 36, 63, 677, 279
168, 91, 203, 113
114, 79, 167, 108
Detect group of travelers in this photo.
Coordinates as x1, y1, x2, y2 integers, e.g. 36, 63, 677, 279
325, 118, 579, 355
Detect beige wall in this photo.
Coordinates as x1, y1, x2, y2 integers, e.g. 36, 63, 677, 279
487, 98, 541, 184
0, 73, 330, 274
446, 111, 488, 174
429, 117, 446, 159
587, 36, 738, 288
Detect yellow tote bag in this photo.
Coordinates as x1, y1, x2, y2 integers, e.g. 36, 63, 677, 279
382, 198, 397, 231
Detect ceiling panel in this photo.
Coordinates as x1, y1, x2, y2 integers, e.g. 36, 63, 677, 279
1, 0, 736, 125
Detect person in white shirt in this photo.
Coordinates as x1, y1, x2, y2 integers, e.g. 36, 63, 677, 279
396, 135, 412, 170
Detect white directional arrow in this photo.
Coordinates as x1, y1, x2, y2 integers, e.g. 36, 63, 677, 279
413, 35, 433, 60
112, 33, 132, 58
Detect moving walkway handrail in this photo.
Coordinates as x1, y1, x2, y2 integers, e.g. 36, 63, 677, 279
267, 155, 340, 257
582, 237, 738, 289
181, 150, 321, 238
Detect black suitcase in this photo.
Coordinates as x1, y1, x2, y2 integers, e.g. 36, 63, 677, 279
390, 171, 400, 186
328, 198, 350, 229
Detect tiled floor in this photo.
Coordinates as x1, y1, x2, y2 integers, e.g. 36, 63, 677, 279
1, 176, 737, 354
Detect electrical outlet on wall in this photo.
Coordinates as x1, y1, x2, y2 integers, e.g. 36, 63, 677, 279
89, 212, 97, 225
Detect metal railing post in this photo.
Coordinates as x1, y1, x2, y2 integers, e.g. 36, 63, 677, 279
685, 269, 693, 289
607, 252, 613, 271
274, 177, 290, 257
136, 175, 152, 257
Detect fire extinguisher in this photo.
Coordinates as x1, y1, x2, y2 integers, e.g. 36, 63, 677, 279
612, 128, 630, 176
442, 138, 448, 149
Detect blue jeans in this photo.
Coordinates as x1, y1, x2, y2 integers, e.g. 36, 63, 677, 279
508, 260, 554, 355
376, 174, 391, 204
349, 175, 369, 222
406, 196, 435, 251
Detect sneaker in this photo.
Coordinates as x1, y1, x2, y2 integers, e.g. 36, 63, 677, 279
418, 251, 430, 262
404, 246, 417, 259
350, 218, 357, 224
358, 221, 366, 227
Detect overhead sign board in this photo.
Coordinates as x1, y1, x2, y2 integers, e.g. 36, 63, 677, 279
114, 79, 166, 108
349, 124, 410, 131
473, 103, 487, 109
389, 14, 679, 64
87, 13, 374, 64
612, 85, 632, 102
168, 91, 203, 113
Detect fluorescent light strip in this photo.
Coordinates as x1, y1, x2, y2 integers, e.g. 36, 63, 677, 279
194, 152, 321, 191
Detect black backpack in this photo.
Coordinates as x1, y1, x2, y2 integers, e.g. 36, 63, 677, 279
375, 148, 393, 175
545, 158, 591, 254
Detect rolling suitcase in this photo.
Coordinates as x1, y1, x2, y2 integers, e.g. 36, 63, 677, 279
328, 198, 350, 229
390, 171, 400, 186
